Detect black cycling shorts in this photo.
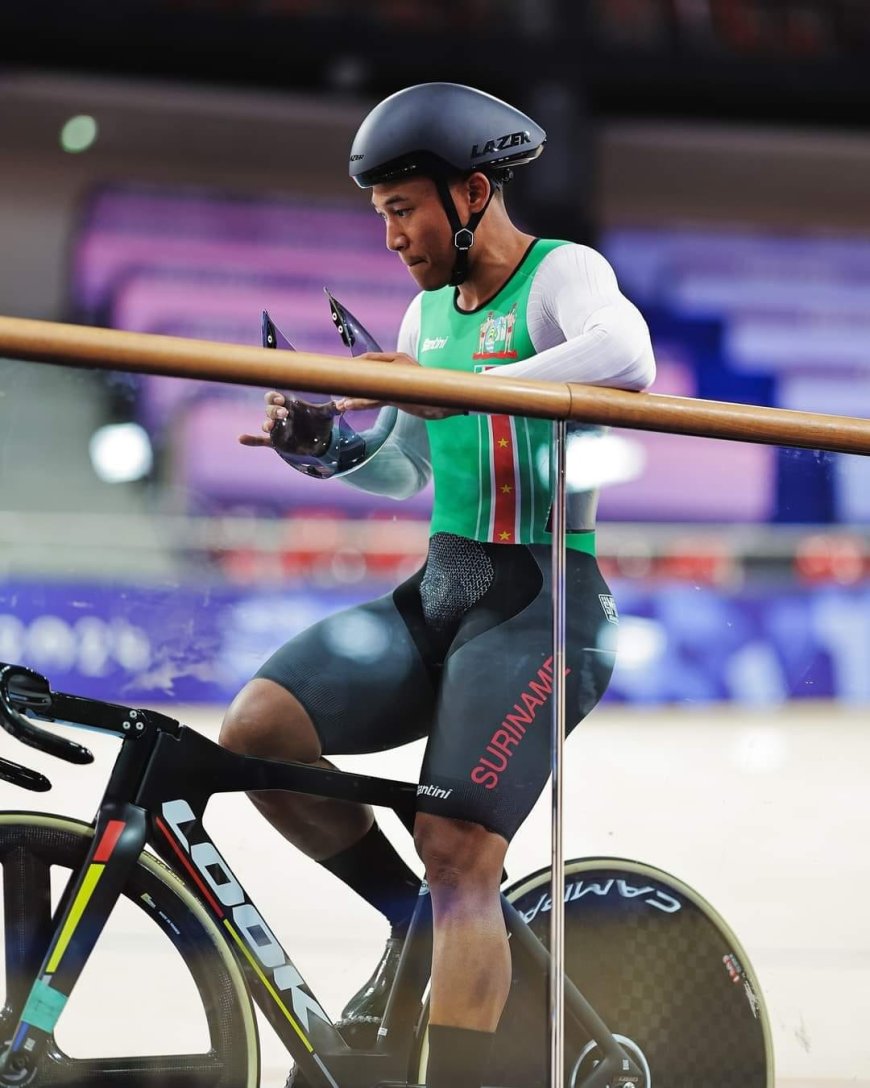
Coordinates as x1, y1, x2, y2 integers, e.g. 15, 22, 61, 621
256, 533, 617, 841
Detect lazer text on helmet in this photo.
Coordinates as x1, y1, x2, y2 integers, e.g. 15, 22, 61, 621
471, 131, 532, 158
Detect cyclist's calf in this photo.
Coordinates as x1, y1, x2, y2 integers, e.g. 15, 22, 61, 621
414, 813, 511, 1029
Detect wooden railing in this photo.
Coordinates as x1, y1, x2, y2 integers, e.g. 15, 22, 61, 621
1, 315, 869, 455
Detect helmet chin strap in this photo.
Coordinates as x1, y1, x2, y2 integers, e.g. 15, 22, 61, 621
434, 175, 496, 287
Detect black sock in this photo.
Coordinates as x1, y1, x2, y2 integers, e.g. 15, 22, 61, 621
318, 822, 419, 936
426, 1024, 494, 1088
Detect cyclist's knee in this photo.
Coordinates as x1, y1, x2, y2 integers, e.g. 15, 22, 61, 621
414, 813, 506, 892
219, 678, 321, 763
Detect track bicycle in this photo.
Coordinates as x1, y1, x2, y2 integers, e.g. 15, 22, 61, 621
0, 660, 772, 1087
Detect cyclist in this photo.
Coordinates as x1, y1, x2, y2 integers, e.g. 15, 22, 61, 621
225, 82, 655, 1088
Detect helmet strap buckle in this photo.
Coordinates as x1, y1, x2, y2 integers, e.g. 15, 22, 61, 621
434, 173, 496, 286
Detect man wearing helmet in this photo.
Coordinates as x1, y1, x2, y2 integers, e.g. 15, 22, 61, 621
225, 83, 656, 1088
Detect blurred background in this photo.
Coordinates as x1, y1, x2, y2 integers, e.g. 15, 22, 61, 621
1, 2, 869, 1085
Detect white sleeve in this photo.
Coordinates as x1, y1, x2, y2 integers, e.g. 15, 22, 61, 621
482, 244, 655, 391
338, 293, 432, 499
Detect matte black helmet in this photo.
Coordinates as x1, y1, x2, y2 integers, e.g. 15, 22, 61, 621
349, 83, 546, 285
349, 82, 546, 189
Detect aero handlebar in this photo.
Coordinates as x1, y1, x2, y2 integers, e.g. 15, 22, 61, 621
0, 663, 93, 792
0, 662, 186, 793
0, 754, 51, 792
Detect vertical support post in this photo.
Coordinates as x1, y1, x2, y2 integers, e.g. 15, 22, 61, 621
549, 419, 568, 1088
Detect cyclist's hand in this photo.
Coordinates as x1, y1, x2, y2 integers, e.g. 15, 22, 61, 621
238, 391, 288, 447
336, 352, 462, 420
240, 391, 337, 456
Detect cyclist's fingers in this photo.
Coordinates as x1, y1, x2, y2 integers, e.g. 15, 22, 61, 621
335, 397, 382, 412
238, 433, 273, 447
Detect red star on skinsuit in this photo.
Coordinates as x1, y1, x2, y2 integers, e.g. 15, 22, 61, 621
499, 531, 512, 541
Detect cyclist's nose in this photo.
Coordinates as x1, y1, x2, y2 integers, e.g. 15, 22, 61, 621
386, 221, 408, 253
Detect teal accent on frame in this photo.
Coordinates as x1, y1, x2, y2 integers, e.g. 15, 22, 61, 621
21, 977, 68, 1033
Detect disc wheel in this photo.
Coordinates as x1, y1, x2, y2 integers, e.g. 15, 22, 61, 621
0, 813, 259, 1087
416, 857, 772, 1088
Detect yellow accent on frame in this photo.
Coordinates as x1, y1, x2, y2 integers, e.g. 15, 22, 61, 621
46, 864, 105, 973
222, 920, 314, 1053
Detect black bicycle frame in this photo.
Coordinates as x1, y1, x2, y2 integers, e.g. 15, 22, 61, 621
0, 666, 637, 1088
139, 724, 430, 1088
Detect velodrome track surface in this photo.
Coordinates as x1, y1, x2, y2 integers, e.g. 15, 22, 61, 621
1, 703, 867, 1088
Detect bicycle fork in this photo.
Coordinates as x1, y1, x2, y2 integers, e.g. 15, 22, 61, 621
0, 803, 147, 1086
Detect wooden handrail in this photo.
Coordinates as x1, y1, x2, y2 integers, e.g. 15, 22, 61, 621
1, 315, 869, 455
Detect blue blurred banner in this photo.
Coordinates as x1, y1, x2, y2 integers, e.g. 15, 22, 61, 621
611, 581, 870, 705
1, 580, 868, 708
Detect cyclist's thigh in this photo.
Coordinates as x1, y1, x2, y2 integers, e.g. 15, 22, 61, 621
256, 589, 435, 754
416, 547, 618, 840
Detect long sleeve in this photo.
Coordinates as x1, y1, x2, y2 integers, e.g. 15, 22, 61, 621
483, 243, 656, 390
338, 293, 433, 499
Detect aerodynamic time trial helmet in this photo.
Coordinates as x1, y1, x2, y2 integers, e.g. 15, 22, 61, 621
349, 83, 546, 285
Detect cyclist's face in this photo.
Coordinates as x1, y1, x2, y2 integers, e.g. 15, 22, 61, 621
371, 177, 456, 290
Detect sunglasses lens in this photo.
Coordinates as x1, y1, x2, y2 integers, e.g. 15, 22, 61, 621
261, 310, 295, 351
325, 290, 382, 355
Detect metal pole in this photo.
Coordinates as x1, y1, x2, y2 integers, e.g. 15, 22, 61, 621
549, 419, 568, 1088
